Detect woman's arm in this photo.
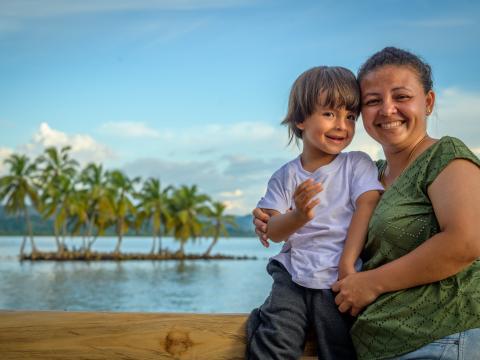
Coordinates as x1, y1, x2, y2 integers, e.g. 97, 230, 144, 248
333, 159, 480, 316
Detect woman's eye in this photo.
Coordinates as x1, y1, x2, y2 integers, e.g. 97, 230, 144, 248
396, 94, 411, 101
363, 99, 379, 106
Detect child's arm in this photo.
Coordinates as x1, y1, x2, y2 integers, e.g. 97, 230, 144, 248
266, 179, 323, 242
338, 190, 381, 279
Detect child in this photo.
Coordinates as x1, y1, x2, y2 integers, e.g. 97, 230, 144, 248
246, 66, 383, 359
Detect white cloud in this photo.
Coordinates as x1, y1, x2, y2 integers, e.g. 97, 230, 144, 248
20, 122, 114, 165
429, 88, 480, 150
122, 155, 285, 215
348, 126, 384, 160
99, 121, 163, 139
0, 147, 14, 176
220, 189, 243, 197
163, 121, 290, 160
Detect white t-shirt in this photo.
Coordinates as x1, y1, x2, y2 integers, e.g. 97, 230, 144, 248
257, 151, 383, 289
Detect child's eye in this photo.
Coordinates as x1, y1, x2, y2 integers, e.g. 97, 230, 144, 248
322, 112, 334, 117
347, 114, 357, 122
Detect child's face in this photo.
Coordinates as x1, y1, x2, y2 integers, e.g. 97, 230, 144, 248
296, 105, 356, 155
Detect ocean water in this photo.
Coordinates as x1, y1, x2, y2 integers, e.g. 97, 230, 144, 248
0, 236, 284, 313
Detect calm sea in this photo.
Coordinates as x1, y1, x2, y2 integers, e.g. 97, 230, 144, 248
0, 236, 284, 313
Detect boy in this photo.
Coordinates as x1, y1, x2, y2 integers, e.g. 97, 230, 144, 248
247, 66, 383, 359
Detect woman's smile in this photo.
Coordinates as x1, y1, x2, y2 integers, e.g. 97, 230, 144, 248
376, 120, 406, 130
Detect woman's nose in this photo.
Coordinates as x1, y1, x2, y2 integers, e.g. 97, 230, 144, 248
379, 99, 397, 116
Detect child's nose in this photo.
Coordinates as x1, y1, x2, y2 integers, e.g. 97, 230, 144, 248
335, 116, 348, 130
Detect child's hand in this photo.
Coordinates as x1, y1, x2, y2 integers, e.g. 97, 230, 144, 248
292, 179, 323, 222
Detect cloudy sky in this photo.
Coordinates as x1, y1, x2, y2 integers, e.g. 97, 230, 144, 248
1, 0, 480, 214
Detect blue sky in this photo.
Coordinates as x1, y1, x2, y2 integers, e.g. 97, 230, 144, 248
1, 0, 480, 214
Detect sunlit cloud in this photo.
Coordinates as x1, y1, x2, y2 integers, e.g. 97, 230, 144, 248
429, 87, 480, 150
19, 122, 114, 165
0, 147, 14, 176
161, 121, 289, 159
99, 121, 163, 139
220, 189, 243, 197
122, 154, 285, 215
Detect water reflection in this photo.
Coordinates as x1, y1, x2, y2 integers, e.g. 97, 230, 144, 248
0, 237, 281, 312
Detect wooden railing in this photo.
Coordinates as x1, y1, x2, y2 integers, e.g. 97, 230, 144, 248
0, 311, 317, 359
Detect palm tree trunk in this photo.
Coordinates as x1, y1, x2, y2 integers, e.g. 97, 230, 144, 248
24, 208, 37, 253
157, 234, 163, 255
150, 223, 156, 254
54, 226, 63, 255
86, 213, 96, 253
114, 219, 123, 254
204, 235, 218, 257
62, 222, 67, 251
19, 235, 26, 257
178, 240, 185, 256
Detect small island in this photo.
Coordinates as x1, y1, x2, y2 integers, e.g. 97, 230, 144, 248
0, 146, 256, 261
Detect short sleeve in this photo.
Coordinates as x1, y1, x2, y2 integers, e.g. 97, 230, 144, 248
423, 137, 480, 191
349, 152, 384, 205
257, 169, 291, 213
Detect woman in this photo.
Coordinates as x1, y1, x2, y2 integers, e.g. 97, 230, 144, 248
252, 47, 480, 359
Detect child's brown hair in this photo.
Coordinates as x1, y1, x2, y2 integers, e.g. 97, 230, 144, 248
282, 66, 360, 145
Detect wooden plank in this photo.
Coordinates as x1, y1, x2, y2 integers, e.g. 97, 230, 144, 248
0, 311, 317, 359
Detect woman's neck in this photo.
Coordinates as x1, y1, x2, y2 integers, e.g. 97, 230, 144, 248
382, 133, 433, 185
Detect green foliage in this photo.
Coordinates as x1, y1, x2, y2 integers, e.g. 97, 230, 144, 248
0, 147, 253, 256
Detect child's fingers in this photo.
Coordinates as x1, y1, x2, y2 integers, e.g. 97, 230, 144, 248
303, 184, 323, 201
293, 178, 314, 197
305, 198, 320, 211
295, 183, 322, 206
295, 180, 322, 197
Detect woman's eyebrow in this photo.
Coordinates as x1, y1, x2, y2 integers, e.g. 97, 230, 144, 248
391, 86, 412, 91
361, 91, 380, 97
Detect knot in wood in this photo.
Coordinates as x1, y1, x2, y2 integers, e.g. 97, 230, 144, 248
165, 330, 193, 356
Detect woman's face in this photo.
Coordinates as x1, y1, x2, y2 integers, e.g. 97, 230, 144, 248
360, 65, 435, 151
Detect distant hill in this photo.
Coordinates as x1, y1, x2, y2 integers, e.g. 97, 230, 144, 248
0, 207, 256, 237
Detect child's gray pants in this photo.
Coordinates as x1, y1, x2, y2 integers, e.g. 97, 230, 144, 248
246, 260, 357, 360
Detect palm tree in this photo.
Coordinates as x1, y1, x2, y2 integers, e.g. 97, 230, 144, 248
203, 201, 237, 256
0, 154, 40, 256
106, 170, 139, 255
135, 178, 173, 254
37, 146, 79, 254
79, 163, 111, 253
169, 185, 210, 256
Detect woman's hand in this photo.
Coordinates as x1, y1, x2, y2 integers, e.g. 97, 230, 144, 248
252, 207, 270, 247
332, 270, 383, 317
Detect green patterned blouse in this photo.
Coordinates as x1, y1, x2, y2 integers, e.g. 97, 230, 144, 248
351, 136, 480, 360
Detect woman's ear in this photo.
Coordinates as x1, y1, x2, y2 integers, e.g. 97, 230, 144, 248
426, 90, 435, 115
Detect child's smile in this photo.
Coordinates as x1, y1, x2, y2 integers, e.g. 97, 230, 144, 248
296, 106, 356, 157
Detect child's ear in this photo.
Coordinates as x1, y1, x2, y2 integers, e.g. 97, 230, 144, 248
296, 122, 305, 131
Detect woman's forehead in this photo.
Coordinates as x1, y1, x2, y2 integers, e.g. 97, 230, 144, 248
360, 65, 422, 90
